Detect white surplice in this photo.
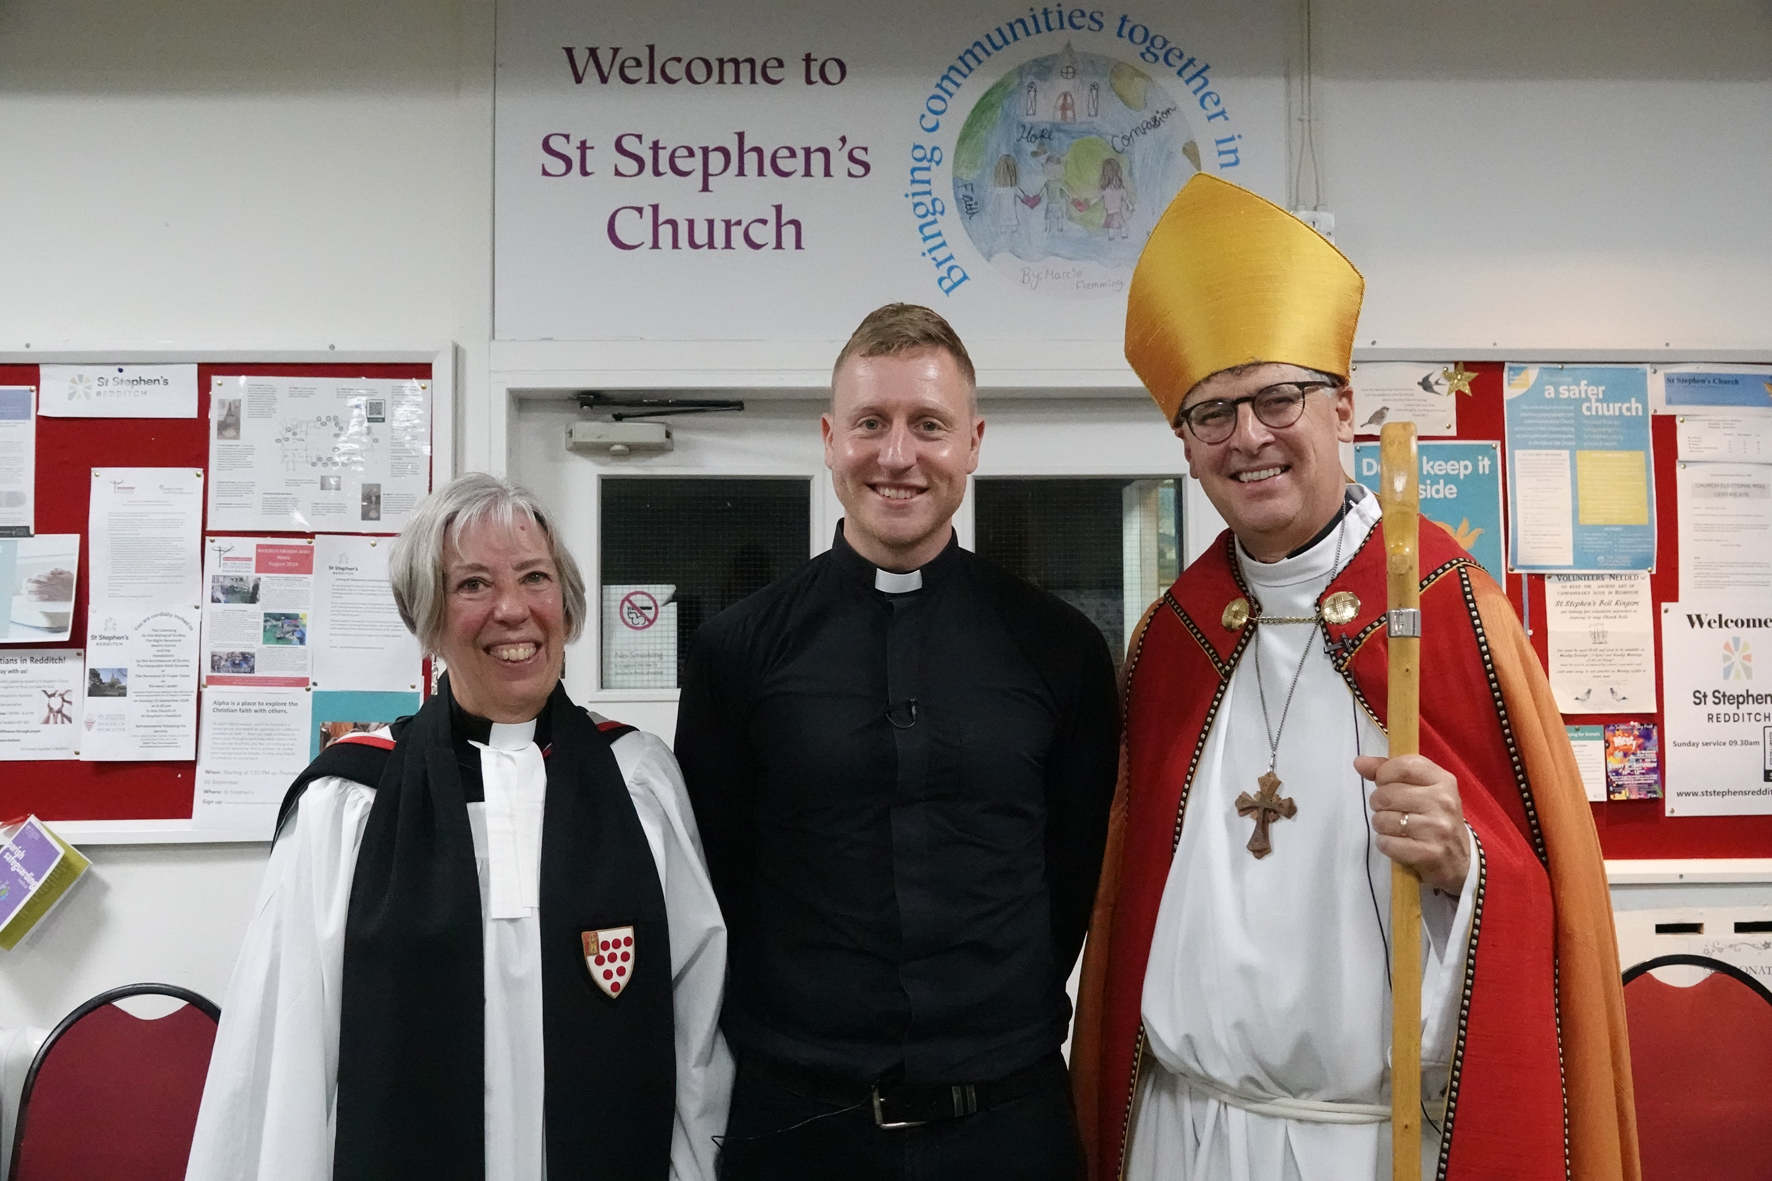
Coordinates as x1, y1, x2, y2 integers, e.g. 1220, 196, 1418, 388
1127, 490, 1478, 1181
186, 718, 734, 1181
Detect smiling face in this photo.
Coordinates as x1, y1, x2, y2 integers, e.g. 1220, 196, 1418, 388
823, 348, 984, 571
435, 512, 566, 722
1177, 362, 1355, 562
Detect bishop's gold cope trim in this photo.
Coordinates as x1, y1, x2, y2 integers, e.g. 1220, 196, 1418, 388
1219, 590, 1360, 631
1125, 173, 1366, 424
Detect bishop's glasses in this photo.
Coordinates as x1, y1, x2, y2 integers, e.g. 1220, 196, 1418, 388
1175, 381, 1342, 444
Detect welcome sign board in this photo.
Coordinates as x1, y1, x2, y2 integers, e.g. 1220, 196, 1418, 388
494, 0, 1286, 344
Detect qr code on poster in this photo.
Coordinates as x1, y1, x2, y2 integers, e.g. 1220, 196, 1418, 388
366, 399, 386, 422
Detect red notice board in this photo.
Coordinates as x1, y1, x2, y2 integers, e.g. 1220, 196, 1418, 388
1431, 362, 1771, 860
0, 362, 432, 826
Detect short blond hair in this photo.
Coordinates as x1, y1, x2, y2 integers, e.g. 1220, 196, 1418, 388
832, 303, 978, 395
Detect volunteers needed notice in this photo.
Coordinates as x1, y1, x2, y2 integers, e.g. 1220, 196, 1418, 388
1544, 572, 1657, 713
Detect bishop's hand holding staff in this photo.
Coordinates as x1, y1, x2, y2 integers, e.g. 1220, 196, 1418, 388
1069, 175, 1638, 1181
187, 474, 733, 1181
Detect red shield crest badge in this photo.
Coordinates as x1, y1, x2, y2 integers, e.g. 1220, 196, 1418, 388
583, 926, 635, 997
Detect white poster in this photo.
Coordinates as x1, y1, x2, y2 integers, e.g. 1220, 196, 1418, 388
1661, 601, 1772, 817
602, 583, 677, 689
1674, 414, 1772, 463
87, 468, 205, 608
1349, 361, 1463, 437
1544, 572, 1656, 713
493, 0, 1287, 344
0, 650, 84, 760
81, 606, 201, 761
1676, 461, 1772, 595
0, 387, 35, 536
311, 535, 424, 692
202, 537, 315, 687
0, 536, 80, 643
207, 375, 432, 533
38, 364, 197, 419
193, 687, 313, 835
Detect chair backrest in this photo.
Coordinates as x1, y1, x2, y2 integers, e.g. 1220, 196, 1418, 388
7, 984, 220, 1181
1622, 954, 1772, 1181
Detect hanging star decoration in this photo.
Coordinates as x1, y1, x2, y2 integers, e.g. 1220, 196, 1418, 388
1440, 364, 1477, 397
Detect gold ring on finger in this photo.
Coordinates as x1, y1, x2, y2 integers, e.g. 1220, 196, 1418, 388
1400, 812, 1409, 836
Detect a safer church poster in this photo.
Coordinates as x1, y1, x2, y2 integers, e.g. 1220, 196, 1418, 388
1503, 364, 1655, 573
493, 0, 1286, 344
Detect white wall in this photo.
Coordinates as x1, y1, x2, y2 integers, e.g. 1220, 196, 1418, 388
0, 0, 497, 1031
0, 0, 1768, 1042
1310, 0, 1772, 352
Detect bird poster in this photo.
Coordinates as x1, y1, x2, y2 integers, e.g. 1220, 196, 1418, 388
1349, 361, 1462, 438
1543, 572, 1657, 715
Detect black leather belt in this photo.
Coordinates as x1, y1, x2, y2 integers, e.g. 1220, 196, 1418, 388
741, 1050, 1064, 1129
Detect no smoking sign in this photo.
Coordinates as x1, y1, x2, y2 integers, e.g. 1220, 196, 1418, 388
619, 590, 660, 631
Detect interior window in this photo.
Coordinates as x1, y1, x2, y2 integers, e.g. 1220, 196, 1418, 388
973, 477, 1181, 665
599, 477, 811, 688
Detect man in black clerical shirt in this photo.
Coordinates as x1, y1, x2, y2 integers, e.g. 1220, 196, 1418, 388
676, 304, 1118, 1180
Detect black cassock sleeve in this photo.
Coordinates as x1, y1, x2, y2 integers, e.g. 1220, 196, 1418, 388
1040, 621, 1120, 979
673, 624, 755, 935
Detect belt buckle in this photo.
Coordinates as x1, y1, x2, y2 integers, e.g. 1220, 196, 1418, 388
871, 1082, 927, 1130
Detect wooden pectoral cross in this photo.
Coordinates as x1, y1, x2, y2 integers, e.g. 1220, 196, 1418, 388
1235, 771, 1296, 859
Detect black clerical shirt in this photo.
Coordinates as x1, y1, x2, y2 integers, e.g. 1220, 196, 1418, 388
676, 525, 1118, 1086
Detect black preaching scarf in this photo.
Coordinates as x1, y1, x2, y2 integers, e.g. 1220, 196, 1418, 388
283, 677, 675, 1180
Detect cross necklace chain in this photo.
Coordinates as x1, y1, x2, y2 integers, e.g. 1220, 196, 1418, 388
1235, 515, 1348, 859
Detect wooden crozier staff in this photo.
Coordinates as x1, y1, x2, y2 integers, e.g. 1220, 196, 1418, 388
1380, 421, 1422, 1181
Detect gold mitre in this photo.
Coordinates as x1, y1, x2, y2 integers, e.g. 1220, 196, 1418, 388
1126, 173, 1364, 423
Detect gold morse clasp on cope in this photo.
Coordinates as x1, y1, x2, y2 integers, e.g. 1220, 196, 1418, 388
1221, 598, 1251, 631
1321, 591, 1360, 626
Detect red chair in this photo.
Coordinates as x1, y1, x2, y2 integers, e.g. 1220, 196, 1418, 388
1622, 954, 1772, 1181
7, 984, 219, 1181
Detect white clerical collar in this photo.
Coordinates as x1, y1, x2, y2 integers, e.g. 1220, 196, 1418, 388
875, 568, 923, 593
1240, 490, 1380, 592
485, 718, 537, 751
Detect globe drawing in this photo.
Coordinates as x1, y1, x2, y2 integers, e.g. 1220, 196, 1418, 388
951, 43, 1200, 299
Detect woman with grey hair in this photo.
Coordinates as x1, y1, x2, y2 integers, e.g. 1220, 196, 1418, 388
188, 473, 732, 1181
